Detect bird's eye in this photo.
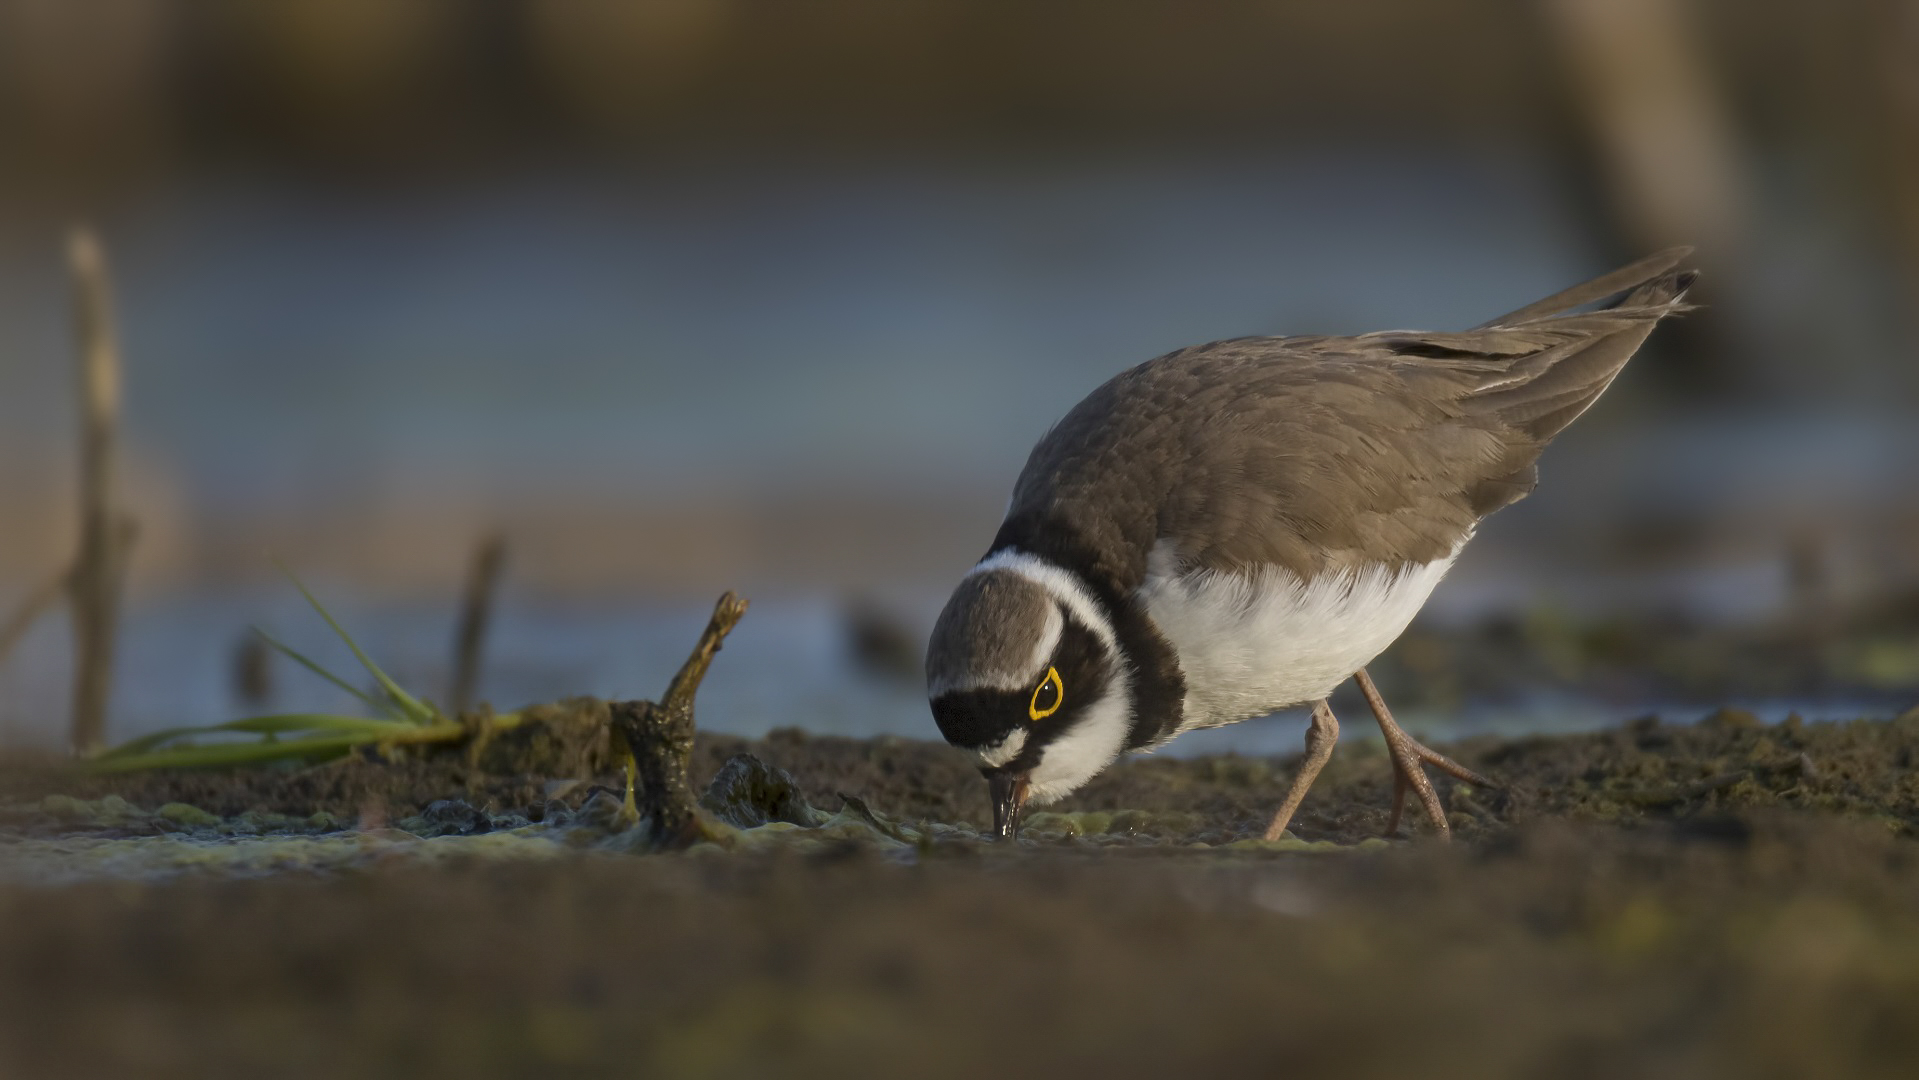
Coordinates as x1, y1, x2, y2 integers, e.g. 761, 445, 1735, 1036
1029, 666, 1064, 721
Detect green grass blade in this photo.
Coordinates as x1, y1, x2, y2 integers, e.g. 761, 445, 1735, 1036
87, 730, 385, 773
252, 627, 399, 719
276, 567, 437, 724
91, 714, 414, 762
224, 714, 413, 735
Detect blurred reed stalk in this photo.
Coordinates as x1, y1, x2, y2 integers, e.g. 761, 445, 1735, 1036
1543, 0, 1750, 257
66, 228, 137, 754
0, 230, 139, 752
232, 631, 273, 709
1887, 1, 1919, 319
1543, 0, 1750, 393
449, 532, 508, 717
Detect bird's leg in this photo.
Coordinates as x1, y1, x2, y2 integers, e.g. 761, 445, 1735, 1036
1262, 700, 1340, 841
1353, 668, 1495, 842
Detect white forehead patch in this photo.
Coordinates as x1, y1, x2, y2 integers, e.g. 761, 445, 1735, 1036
975, 727, 1028, 769
1026, 604, 1063, 677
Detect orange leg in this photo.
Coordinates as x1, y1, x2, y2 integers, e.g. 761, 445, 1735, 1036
1262, 700, 1339, 841
1354, 668, 1496, 841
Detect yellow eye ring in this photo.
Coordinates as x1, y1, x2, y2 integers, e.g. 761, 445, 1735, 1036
1029, 666, 1064, 721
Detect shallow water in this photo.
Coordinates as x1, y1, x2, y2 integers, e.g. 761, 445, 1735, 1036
0, 154, 1609, 502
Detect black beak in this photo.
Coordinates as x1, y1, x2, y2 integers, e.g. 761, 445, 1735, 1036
989, 771, 1031, 840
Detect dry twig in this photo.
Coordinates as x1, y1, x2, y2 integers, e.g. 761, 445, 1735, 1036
613, 592, 749, 848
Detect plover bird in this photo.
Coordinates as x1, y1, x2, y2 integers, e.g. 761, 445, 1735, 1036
926, 249, 1696, 840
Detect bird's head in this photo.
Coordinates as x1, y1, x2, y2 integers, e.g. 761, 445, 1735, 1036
925, 552, 1133, 839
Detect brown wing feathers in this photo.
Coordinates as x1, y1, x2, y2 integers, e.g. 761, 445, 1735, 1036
1002, 251, 1697, 588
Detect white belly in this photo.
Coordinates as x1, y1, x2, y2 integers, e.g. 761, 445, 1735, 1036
1135, 541, 1461, 738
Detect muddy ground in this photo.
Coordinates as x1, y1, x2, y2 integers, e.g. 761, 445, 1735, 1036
4, 706, 1919, 1078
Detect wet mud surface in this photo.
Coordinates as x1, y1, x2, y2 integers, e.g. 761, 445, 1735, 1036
4, 706, 1919, 1077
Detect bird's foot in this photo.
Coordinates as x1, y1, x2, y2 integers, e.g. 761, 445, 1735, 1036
1382, 728, 1498, 841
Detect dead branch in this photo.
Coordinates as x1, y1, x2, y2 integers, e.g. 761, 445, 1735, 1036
663, 590, 749, 716
612, 591, 749, 848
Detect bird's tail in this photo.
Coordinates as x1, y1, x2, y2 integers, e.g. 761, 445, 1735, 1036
1465, 252, 1698, 446
1475, 246, 1697, 329
1449, 250, 1698, 516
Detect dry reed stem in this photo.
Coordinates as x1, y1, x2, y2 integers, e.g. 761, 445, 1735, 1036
67, 227, 136, 754
449, 533, 508, 716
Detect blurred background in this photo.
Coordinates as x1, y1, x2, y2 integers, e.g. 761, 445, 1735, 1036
1, 0, 1916, 751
